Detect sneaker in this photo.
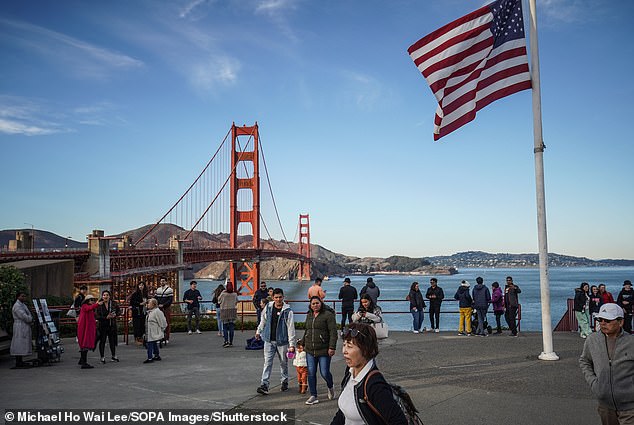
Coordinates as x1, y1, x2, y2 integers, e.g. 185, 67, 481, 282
195, 330, 202, 334
165, 340, 169, 345
188, 330, 192, 335
81, 364, 94, 369
152, 356, 162, 361
328, 387, 336, 400
256, 385, 269, 395
458, 331, 465, 336
143, 359, 153, 364
100, 358, 106, 364
281, 381, 289, 392
111, 356, 119, 362
222, 342, 229, 347
422, 327, 427, 332
413, 330, 419, 334
434, 329, 440, 333
467, 333, 473, 336
305, 396, 319, 405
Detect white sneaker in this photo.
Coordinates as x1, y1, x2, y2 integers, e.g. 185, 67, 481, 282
435, 329, 440, 333
413, 330, 419, 334
195, 330, 202, 334
328, 387, 336, 400
188, 331, 192, 335
305, 396, 319, 405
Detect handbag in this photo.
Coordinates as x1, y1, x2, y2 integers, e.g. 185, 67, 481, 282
66, 304, 77, 318
372, 320, 389, 339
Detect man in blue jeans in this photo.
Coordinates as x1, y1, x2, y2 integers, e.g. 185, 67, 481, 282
255, 288, 296, 395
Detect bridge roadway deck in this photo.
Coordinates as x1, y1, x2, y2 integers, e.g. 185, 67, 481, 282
1, 331, 596, 425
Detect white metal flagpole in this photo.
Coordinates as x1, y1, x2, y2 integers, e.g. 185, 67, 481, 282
527, 0, 559, 361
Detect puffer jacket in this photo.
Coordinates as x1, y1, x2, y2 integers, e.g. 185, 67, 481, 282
302, 309, 337, 357
454, 286, 473, 308
579, 330, 634, 411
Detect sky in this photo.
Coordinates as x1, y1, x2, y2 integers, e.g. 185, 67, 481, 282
1, 0, 633, 261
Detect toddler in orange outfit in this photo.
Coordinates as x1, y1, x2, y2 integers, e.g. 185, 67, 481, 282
293, 341, 308, 393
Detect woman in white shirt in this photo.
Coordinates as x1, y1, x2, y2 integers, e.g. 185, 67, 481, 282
330, 323, 407, 425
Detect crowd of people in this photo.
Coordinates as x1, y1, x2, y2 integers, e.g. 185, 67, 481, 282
573, 280, 633, 337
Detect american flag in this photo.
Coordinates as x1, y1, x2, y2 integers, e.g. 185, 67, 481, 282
408, 0, 532, 140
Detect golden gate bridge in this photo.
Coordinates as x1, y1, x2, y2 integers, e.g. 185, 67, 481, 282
0, 123, 311, 299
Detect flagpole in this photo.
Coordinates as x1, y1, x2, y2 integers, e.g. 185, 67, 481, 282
527, 0, 559, 361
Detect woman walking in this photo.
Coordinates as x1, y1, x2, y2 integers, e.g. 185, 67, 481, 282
96, 290, 121, 364
407, 282, 426, 333
330, 322, 407, 425
218, 281, 238, 347
144, 298, 167, 363
129, 282, 148, 346
77, 294, 103, 369
574, 282, 591, 338
212, 284, 225, 337
302, 296, 338, 405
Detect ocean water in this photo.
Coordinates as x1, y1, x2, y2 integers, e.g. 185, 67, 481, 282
182, 267, 634, 332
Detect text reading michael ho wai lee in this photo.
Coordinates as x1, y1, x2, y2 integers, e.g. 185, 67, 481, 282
3, 409, 295, 425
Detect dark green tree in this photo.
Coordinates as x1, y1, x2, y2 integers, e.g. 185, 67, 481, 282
0, 266, 29, 334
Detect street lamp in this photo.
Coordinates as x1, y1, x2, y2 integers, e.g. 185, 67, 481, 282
24, 222, 34, 252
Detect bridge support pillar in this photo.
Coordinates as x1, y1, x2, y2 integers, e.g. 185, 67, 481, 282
298, 214, 311, 281
87, 230, 113, 287
175, 239, 184, 300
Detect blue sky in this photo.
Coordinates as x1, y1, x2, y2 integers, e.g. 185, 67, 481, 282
1, 0, 632, 260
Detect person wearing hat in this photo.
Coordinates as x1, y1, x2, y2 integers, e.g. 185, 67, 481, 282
77, 294, 104, 369
360, 277, 380, 307
616, 280, 633, 334
454, 280, 473, 336
579, 303, 634, 424
338, 278, 358, 331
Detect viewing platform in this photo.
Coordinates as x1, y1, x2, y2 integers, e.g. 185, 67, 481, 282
1, 330, 597, 425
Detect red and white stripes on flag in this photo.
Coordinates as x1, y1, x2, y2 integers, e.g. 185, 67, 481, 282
408, 0, 532, 140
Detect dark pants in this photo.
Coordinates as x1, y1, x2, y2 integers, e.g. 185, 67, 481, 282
223, 321, 235, 343
429, 303, 441, 329
147, 341, 160, 360
187, 307, 200, 331
494, 311, 504, 332
160, 307, 171, 341
475, 308, 488, 335
505, 306, 518, 335
98, 326, 117, 358
623, 314, 633, 334
256, 307, 263, 326
341, 307, 354, 329
132, 314, 145, 339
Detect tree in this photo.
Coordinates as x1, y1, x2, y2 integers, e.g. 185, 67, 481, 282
0, 265, 28, 334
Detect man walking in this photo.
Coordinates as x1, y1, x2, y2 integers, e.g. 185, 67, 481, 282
426, 278, 445, 332
155, 278, 174, 344
472, 277, 491, 336
183, 281, 202, 335
338, 278, 357, 330
255, 288, 296, 395
504, 276, 521, 337
360, 277, 380, 306
252, 281, 268, 326
579, 303, 634, 424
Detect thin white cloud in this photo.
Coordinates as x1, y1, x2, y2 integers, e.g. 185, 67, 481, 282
190, 56, 240, 91
0, 118, 60, 136
0, 18, 144, 81
341, 71, 385, 110
255, 0, 296, 15
179, 0, 214, 20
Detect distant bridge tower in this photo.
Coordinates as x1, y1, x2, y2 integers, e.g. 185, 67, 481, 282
229, 123, 260, 296
297, 214, 311, 281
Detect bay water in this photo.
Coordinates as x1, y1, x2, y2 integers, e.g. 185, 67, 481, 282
183, 267, 634, 331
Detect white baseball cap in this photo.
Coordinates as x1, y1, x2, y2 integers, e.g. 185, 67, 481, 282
596, 303, 624, 321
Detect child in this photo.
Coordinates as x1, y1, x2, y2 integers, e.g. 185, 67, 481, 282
293, 341, 308, 394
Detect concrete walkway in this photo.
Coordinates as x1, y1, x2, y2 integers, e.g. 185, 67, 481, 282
0, 330, 598, 425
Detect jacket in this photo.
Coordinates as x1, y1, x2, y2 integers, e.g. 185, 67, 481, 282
579, 330, 634, 411
302, 309, 337, 357
252, 288, 268, 309
10, 300, 33, 356
129, 291, 146, 318
155, 286, 173, 309
330, 361, 408, 425
589, 294, 602, 314
472, 284, 491, 309
145, 308, 167, 342
617, 289, 634, 314
454, 286, 473, 308
425, 286, 445, 306
96, 300, 121, 332
360, 282, 380, 305
573, 288, 589, 312
600, 291, 615, 305
218, 291, 238, 322
256, 301, 296, 347
77, 302, 100, 350
491, 287, 504, 313
352, 306, 383, 324
183, 288, 202, 310
338, 285, 358, 310
408, 289, 426, 311
504, 285, 521, 308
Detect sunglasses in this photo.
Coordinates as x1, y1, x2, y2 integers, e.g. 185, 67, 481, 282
342, 328, 369, 338
596, 318, 621, 323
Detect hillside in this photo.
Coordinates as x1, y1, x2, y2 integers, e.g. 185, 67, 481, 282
0, 229, 87, 250
426, 251, 634, 268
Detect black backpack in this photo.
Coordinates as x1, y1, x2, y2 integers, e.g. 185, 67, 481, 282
363, 370, 424, 425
